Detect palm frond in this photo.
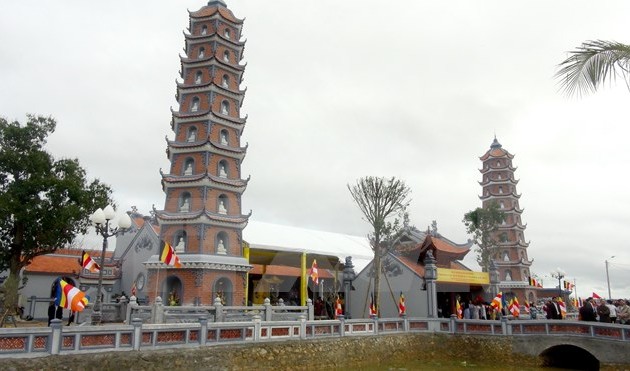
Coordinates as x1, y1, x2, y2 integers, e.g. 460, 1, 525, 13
555, 40, 630, 97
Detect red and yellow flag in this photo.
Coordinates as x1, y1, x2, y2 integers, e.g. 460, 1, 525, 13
509, 297, 520, 318
160, 240, 182, 268
81, 250, 100, 273
491, 292, 503, 311
335, 296, 343, 318
369, 293, 377, 317
309, 259, 319, 285
398, 293, 406, 316
456, 299, 463, 319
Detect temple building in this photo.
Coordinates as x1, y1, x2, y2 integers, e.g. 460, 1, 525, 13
479, 137, 537, 303
148, 0, 251, 306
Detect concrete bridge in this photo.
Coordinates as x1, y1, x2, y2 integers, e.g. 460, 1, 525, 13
1, 315, 629, 370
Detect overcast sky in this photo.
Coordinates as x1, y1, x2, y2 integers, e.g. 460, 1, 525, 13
2, 1, 629, 300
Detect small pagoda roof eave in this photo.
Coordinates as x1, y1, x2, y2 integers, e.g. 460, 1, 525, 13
184, 31, 246, 47
166, 137, 248, 155
189, 4, 244, 25
418, 234, 471, 261
479, 149, 515, 161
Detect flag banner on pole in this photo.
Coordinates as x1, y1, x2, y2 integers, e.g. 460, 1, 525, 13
309, 259, 319, 286
55, 279, 89, 312
398, 292, 406, 316
592, 292, 601, 299
160, 240, 182, 268
578, 297, 584, 307
558, 297, 566, 319
81, 250, 100, 273
491, 292, 503, 311
369, 293, 377, 317
523, 300, 530, 313
509, 297, 520, 318
456, 299, 463, 319
335, 296, 343, 318
131, 281, 137, 297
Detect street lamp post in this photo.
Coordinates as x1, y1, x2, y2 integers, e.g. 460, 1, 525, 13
606, 256, 615, 300
89, 205, 131, 325
550, 268, 566, 299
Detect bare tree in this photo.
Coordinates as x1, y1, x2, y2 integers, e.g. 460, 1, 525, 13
347, 176, 411, 312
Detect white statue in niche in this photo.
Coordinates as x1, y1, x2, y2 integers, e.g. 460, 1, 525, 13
180, 198, 190, 212
218, 200, 227, 214
220, 131, 228, 145
175, 237, 186, 252
503, 251, 510, 261
184, 162, 193, 175
505, 271, 512, 281
219, 163, 227, 178
188, 130, 197, 142
217, 239, 227, 254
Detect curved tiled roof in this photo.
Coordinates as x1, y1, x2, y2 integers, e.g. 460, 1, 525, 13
189, 4, 244, 25
25, 249, 112, 274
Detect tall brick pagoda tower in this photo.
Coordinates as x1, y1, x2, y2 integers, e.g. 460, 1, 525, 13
479, 137, 536, 303
148, 0, 251, 306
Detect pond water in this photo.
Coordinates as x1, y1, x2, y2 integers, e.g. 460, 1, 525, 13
362, 359, 566, 370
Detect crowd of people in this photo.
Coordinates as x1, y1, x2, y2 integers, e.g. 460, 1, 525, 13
578, 297, 630, 323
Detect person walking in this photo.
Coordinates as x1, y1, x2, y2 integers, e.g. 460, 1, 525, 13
606, 300, 617, 323
616, 300, 630, 324
579, 297, 597, 321
47, 301, 55, 326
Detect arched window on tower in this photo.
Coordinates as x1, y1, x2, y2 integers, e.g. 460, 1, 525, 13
201, 25, 208, 35
505, 270, 512, 281
497, 173, 502, 180
179, 192, 191, 212
220, 129, 229, 145
187, 126, 197, 142
191, 97, 200, 112
502, 251, 510, 261
218, 160, 228, 178
195, 71, 202, 85
222, 74, 229, 88
183, 158, 194, 176
498, 186, 503, 194
223, 50, 230, 63
224, 28, 231, 39
221, 100, 229, 115
218, 194, 228, 214
500, 201, 505, 209
496, 161, 501, 167
199, 47, 205, 59
216, 231, 228, 255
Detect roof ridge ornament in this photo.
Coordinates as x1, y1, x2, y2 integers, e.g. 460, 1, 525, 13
207, 0, 227, 7
490, 136, 502, 149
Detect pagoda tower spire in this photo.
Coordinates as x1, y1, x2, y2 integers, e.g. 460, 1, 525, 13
148, 1, 251, 306
479, 137, 537, 304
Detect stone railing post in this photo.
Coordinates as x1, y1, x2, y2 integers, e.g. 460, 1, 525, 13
118, 295, 128, 323
151, 296, 164, 324
401, 313, 409, 332
132, 318, 143, 351
199, 317, 208, 346
339, 315, 345, 337
278, 298, 285, 307
373, 317, 379, 335
214, 296, 224, 323
264, 298, 272, 321
126, 296, 138, 325
28, 295, 37, 319
307, 298, 314, 320
299, 314, 307, 340
253, 314, 262, 341
50, 319, 63, 355
501, 316, 511, 335
449, 314, 457, 334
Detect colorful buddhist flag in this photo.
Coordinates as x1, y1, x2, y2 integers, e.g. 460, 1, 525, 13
398, 292, 406, 316
131, 281, 137, 297
55, 279, 89, 312
335, 296, 343, 318
160, 240, 182, 268
456, 299, 463, 319
491, 292, 503, 311
81, 250, 100, 273
309, 259, 319, 285
558, 297, 567, 319
523, 300, 531, 314
509, 297, 520, 318
369, 293, 377, 317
